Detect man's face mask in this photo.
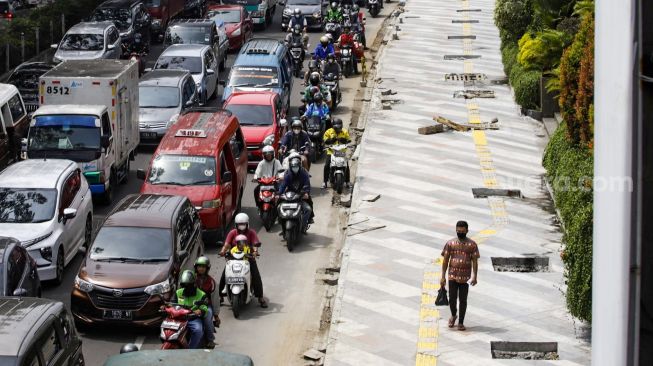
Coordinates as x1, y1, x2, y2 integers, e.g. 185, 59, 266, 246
237, 224, 247, 231
291, 166, 300, 174
293, 128, 301, 134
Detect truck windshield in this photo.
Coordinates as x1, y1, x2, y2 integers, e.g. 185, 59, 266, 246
0, 188, 57, 224
155, 56, 203, 74
227, 104, 273, 126
29, 115, 101, 151
91, 8, 132, 31
60, 33, 105, 51
140, 86, 180, 108
165, 27, 211, 46
207, 9, 241, 23
148, 155, 217, 186
229, 66, 279, 87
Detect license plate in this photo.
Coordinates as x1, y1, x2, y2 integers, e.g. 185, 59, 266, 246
334, 151, 346, 157
260, 185, 275, 190
282, 203, 299, 209
103, 310, 132, 320
140, 132, 157, 139
226, 277, 245, 284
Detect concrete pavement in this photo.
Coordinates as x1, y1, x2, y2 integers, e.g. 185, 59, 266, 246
324, 0, 591, 365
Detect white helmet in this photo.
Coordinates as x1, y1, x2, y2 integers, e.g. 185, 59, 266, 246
262, 145, 275, 154
235, 213, 250, 225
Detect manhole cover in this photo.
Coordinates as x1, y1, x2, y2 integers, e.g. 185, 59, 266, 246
491, 342, 559, 360
472, 188, 522, 198
491, 257, 549, 272
448, 35, 477, 39
444, 55, 481, 60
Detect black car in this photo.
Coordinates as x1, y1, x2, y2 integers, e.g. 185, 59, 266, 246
0, 297, 84, 366
0, 236, 41, 297
6, 62, 54, 114
91, 0, 152, 51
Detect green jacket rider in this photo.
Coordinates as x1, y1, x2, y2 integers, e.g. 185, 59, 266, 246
325, 3, 343, 23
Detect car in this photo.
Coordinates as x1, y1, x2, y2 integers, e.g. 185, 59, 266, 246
206, 5, 253, 51
0, 297, 85, 365
52, 21, 122, 63
163, 19, 229, 72
0, 236, 41, 297
138, 107, 248, 244
90, 0, 152, 51
0, 1, 14, 25
222, 38, 294, 114
0, 83, 29, 168
181, 0, 205, 18
281, 0, 325, 31
221, 0, 278, 29
71, 194, 205, 327
103, 349, 254, 366
0, 159, 94, 284
138, 70, 199, 146
153, 44, 219, 105
144, 0, 185, 40
223, 91, 286, 169
7, 62, 54, 114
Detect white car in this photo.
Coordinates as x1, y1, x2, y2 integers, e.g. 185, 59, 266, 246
0, 159, 93, 284
152, 44, 218, 105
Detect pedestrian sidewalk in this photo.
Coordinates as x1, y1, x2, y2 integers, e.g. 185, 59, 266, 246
324, 0, 591, 365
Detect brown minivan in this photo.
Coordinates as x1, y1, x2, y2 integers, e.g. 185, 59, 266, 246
71, 194, 204, 327
0, 83, 28, 169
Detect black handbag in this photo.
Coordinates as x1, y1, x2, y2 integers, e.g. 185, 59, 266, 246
435, 286, 449, 306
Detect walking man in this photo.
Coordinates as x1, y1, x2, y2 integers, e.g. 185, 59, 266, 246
440, 220, 479, 331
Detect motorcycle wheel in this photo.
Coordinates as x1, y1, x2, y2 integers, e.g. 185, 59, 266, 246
335, 174, 344, 194
343, 63, 352, 78
287, 228, 297, 252
231, 293, 241, 319
262, 210, 274, 231
310, 146, 318, 163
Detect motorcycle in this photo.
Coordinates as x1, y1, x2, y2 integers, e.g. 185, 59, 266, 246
256, 176, 279, 231
322, 72, 341, 110
122, 33, 148, 76
222, 251, 254, 319
159, 300, 210, 349
277, 190, 308, 251
368, 0, 380, 17
325, 21, 342, 41
303, 115, 327, 163
325, 143, 351, 194
289, 39, 306, 77
339, 44, 355, 77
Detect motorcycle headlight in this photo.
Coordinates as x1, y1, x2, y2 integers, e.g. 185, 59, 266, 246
232, 263, 243, 273
262, 134, 275, 146
144, 279, 172, 295
74, 276, 94, 293
232, 27, 241, 37
202, 199, 222, 208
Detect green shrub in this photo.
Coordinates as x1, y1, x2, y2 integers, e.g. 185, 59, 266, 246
517, 29, 571, 71
500, 41, 519, 76
509, 62, 541, 109
494, 0, 533, 43
543, 122, 594, 322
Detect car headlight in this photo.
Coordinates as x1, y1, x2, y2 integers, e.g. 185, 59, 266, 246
313, 11, 321, 18
144, 279, 172, 295
22, 232, 53, 247
202, 199, 222, 208
232, 27, 241, 37
262, 134, 275, 146
74, 276, 94, 293
40, 247, 52, 261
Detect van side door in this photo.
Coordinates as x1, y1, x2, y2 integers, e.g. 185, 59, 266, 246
0, 120, 9, 169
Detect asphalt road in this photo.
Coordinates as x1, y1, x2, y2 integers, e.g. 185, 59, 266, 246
40, 6, 389, 365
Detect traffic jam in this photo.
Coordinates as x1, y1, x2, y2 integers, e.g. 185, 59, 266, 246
0, 0, 377, 364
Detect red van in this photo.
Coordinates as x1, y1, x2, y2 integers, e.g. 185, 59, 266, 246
223, 91, 286, 170
137, 107, 248, 244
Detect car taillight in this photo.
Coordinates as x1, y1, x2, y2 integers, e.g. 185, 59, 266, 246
5, 13, 13, 19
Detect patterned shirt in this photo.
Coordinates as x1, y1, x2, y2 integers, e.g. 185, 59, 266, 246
442, 238, 480, 283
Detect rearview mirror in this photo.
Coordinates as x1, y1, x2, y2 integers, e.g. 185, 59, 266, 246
63, 208, 77, 220
107, 44, 116, 50
221, 171, 232, 182
280, 118, 288, 127
100, 135, 111, 149
185, 100, 194, 107
177, 250, 188, 261
136, 169, 146, 180
12, 288, 28, 297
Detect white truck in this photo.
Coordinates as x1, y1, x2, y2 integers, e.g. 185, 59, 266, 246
26, 59, 139, 204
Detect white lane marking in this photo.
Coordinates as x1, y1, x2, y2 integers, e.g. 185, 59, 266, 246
347, 268, 422, 298
134, 336, 146, 350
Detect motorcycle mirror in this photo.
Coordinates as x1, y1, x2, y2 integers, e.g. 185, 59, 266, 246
280, 118, 288, 127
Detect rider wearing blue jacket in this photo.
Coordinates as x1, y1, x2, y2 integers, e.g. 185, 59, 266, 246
278, 156, 314, 228
314, 36, 335, 61
303, 93, 330, 119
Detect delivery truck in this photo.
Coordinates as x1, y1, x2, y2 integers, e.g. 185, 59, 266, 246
26, 59, 139, 204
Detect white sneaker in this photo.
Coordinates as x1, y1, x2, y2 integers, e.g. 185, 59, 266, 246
321, 182, 327, 189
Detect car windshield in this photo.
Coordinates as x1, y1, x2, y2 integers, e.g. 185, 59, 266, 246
28, 115, 101, 151
229, 66, 279, 87
165, 27, 211, 45
8, 70, 44, 90
227, 104, 273, 126
0, 188, 57, 224
91, 8, 132, 30
60, 33, 105, 51
90, 227, 172, 262
144, 0, 161, 6
155, 56, 203, 74
139, 86, 180, 108
287, 0, 321, 4
207, 9, 241, 23
148, 155, 217, 186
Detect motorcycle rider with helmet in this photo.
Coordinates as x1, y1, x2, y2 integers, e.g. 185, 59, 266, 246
302, 92, 331, 131
194, 257, 219, 347
170, 270, 210, 349
288, 9, 309, 42
336, 23, 359, 73
325, 2, 344, 23
285, 23, 309, 51
280, 119, 311, 170
304, 59, 320, 85
323, 53, 342, 78
278, 156, 314, 231
313, 36, 336, 62
254, 145, 283, 208
304, 72, 332, 107
219, 213, 267, 308
352, 4, 366, 47
322, 118, 351, 189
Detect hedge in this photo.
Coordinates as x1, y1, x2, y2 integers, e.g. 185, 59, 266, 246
501, 40, 541, 110
494, 0, 533, 43
543, 122, 594, 322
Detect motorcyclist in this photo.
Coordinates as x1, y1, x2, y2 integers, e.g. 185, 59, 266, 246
288, 8, 308, 33
254, 145, 283, 207
302, 92, 331, 130
285, 22, 309, 50
170, 270, 209, 349
278, 156, 314, 229
280, 119, 311, 170
325, 2, 344, 23
352, 4, 366, 47
231, 234, 252, 256
323, 53, 342, 77
322, 118, 351, 189
336, 24, 359, 73
303, 59, 320, 85
194, 256, 219, 347
304, 72, 332, 107
313, 36, 336, 62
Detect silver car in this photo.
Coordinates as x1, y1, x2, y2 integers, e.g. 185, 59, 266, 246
151, 44, 218, 105
0, 159, 93, 284
52, 22, 122, 63
138, 69, 198, 146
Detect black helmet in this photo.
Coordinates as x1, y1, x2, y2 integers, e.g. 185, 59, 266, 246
294, 8, 301, 16
309, 72, 321, 86
310, 86, 320, 95
291, 120, 304, 130
313, 92, 323, 103
308, 59, 318, 71
333, 118, 343, 131
120, 344, 139, 354
179, 270, 196, 288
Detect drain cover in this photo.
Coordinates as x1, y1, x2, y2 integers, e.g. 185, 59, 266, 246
491, 257, 549, 272
452, 19, 479, 23
445, 73, 487, 81
472, 188, 522, 198
491, 342, 559, 360
444, 55, 481, 60
448, 35, 477, 39
454, 90, 496, 99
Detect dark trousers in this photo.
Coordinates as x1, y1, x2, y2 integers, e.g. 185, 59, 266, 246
323, 155, 350, 184
220, 259, 263, 298
449, 281, 469, 324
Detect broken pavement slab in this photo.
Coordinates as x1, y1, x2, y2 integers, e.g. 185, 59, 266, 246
303, 349, 325, 361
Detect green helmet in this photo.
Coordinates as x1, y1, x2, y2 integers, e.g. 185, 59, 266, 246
194, 256, 210, 270
179, 270, 196, 287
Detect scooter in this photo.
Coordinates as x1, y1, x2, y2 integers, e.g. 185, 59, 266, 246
339, 44, 355, 77
325, 143, 351, 194
368, 0, 380, 17
325, 21, 342, 40
322, 72, 341, 110
222, 251, 255, 319
289, 39, 306, 77
303, 115, 328, 163
159, 300, 210, 349
277, 190, 308, 251
256, 176, 279, 231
